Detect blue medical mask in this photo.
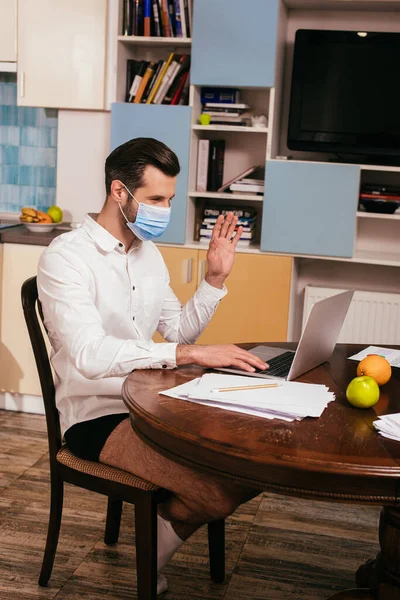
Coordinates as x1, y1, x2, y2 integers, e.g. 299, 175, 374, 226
118, 184, 171, 241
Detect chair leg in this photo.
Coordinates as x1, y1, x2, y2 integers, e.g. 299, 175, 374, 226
38, 472, 64, 586
104, 498, 123, 545
134, 493, 158, 600
208, 519, 225, 583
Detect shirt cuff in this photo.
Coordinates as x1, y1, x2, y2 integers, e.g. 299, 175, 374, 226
197, 278, 227, 302
151, 342, 178, 370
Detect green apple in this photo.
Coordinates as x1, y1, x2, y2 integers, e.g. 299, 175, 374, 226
47, 205, 63, 223
346, 376, 380, 409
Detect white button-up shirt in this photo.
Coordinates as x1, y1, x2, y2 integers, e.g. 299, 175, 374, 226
37, 215, 226, 435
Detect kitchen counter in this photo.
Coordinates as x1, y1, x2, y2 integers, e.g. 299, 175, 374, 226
0, 224, 71, 246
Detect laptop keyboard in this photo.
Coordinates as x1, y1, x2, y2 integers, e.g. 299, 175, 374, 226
255, 351, 295, 378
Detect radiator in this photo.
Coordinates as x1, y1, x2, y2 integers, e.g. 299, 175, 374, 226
303, 286, 400, 345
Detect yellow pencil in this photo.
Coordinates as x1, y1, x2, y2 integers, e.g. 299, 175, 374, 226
212, 383, 281, 393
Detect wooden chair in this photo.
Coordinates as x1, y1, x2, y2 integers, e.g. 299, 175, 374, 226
21, 275, 225, 599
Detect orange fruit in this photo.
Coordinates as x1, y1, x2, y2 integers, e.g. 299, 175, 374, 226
356, 354, 392, 386
36, 210, 52, 224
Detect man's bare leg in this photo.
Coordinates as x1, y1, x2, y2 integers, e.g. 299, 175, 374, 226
99, 418, 259, 540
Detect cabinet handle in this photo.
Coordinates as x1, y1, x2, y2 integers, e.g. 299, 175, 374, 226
186, 258, 193, 283
199, 259, 206, 282
19, 71, 25, 98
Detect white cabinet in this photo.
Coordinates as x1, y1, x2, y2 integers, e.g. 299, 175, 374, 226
0, 244, 47, 396
0, 0, 16, 63
17, 0, 107, 109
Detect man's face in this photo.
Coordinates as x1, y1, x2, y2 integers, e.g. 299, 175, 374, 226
124, 165, 177, 222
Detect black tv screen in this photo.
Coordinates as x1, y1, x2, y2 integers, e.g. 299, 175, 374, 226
287, 30, 400, 160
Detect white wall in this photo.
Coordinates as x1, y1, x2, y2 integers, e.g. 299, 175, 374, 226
56, 110, 111, 224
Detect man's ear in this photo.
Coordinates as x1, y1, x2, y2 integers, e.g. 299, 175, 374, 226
110, 180, 129, 204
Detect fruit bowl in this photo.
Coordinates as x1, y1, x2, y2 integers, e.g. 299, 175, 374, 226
23, 221, 62, 233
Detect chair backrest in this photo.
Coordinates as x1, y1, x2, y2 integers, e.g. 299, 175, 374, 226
21, 276, 62, 461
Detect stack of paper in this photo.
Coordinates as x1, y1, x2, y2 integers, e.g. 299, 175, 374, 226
349, 345, 400, 367
374, 414, 400, 441
160, 373, 335, 422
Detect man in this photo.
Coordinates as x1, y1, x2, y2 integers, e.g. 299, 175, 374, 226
38, 138, 267, 594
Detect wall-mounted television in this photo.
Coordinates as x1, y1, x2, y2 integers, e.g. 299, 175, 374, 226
287, 29, 400, 163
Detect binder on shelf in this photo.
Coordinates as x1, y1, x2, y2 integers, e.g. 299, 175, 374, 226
144, 59, 164, 102
197, 140, 210, 193
152, 0, 161, 36
128, 61, 149, 102
143, 0, 151, 36
126, 59, 140, 102
170, 70, 189, 104
201, 88, 240, 105
153, 57, 180, 104
147, 52, 174, 103
135, 0, 144, 36
207, 140, 225, 192
161, 0, 171, 37
183, 0, 191, 37
134, 62, 156, 103
168, 0, 176, 36
157, 55, 190, 104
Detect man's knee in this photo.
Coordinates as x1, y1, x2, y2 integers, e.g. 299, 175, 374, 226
188, 484, 242, 522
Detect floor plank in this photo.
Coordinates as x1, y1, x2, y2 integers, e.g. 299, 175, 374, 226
0, 410, 381, 600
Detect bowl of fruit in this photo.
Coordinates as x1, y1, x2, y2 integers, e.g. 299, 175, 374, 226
19, 206, 63, 232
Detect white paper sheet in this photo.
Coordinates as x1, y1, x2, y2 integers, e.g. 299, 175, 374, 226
348, 346, 400, 367
159, 373, 334, 422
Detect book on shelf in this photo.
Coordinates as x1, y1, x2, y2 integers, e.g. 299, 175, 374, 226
121, 0, 191, 37
200, 88, 240, 105
201, 101, 251, 126
134, 61, 156, 103
217, 166, 261, 193
127, 60, 149, 102
124, 53, 190, 104
195, 205, 258, 246
230, 183, 264, 194
196, 139, 225, 192
196, 139, 209, 192
199, 236, 254, 247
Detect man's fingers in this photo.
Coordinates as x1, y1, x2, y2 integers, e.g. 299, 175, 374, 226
211, 214, 224, 242
235, 349, 268, 370
220, 212, 234, 238
226, 215, 238, 240
230, 226, 243, 248
230, 359, 256, 373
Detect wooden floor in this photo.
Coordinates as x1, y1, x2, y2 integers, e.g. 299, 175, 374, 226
0, 410, 381, 600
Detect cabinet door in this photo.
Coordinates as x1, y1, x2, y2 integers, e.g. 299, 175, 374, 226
261, 160, 360, 258
191, 0, 279, 87
153, 246, 198, 342
196, 251, 293, 345
17, 0, 107, 109
111, 103, 192, 244
0, 244, 47, 395
0, 0, 16, 62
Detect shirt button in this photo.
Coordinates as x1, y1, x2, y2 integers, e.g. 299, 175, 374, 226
162, 364, 167, 369
119, 243, 123, 248
132, 316, 135, 321
132, 286, 135, 291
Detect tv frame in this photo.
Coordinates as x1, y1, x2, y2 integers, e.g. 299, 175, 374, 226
287, 29, 400, 161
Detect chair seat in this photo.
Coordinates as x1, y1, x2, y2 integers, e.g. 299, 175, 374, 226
57, 446, 159, 492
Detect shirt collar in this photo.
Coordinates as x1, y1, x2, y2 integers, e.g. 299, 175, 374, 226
81, 214, 121, 253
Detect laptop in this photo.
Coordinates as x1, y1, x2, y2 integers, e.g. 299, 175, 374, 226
218, 289, 354, 381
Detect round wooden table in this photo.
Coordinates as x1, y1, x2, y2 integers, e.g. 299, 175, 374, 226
122, 343, 400, 599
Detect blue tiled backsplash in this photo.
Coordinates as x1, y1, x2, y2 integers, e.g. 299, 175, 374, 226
0, 73, 57, 213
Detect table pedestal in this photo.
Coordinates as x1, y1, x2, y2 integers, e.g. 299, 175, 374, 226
328, 507, 400, 599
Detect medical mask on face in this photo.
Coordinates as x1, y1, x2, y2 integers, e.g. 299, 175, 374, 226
118, 184, 171, 241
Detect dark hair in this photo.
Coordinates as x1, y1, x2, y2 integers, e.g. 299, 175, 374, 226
105, 137, 180, 195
